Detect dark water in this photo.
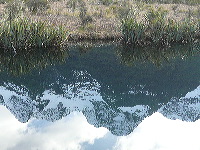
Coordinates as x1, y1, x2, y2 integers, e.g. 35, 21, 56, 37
1, 43, 200, 150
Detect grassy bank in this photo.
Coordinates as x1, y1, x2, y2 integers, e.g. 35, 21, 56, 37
121, 8, 199, 46
0, 0, 199, 48
0, 18, 68, 52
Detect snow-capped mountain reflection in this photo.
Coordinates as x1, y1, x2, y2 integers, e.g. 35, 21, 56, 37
159, 85, 200, 122
1, 70, 200, 136
0, 71, 150, 136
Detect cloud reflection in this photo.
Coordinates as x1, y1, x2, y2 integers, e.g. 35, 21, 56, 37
114, 112, 200, 150
0, 106, 108, 150
1, 106, 200, 150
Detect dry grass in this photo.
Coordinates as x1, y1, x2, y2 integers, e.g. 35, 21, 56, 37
0, 1, 199, 41
0, 4, 4, 20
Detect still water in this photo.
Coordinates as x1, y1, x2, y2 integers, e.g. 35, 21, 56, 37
0, 43, 200, 150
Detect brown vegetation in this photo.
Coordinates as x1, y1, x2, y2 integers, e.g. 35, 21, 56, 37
0, 0, 199, 41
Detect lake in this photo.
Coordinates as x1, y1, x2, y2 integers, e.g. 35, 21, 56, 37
0, 42, 200, 150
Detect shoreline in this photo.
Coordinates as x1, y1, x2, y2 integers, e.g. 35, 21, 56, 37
0, 1, 199, 48
66, 32, 200, 42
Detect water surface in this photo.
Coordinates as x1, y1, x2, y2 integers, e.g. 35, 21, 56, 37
0, 43, 200, 150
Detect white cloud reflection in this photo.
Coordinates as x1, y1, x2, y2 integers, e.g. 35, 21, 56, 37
0, 105, 108, 150
1, 105, 200, 150
114, 112, 200, 150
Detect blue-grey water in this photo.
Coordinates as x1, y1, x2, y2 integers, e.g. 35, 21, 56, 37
0, 43, 200, 150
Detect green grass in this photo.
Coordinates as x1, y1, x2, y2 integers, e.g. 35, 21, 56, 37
1, 0, 199, 47
0, 18, 68, 52
121, 8, 199, 46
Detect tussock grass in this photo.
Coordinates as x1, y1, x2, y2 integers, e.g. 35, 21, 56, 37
121, 8, 199, 46
0, 0, 199, 46
0, 18, 68, 52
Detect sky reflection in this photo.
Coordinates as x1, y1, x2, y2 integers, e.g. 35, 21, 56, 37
1, 105, 200, 150
0, 106, 108, 150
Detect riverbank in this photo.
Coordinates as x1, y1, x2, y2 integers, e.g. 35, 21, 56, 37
0, 0, 199, 45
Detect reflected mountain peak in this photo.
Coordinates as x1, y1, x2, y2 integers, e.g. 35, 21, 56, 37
0, 71, 152, 136
159, 97, 200, 122
159, 85, 200, 122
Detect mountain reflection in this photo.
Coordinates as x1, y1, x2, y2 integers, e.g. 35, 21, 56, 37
0, 71, 150, 136
0, 43, 200, 136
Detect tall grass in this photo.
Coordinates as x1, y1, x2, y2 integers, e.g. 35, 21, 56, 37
121, 8, 199, 46
0, 18, 68, 52
121, 18, 145, 45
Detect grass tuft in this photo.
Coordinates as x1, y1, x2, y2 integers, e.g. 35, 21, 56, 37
121, 8, 199, 46
0, 18, 68, 52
